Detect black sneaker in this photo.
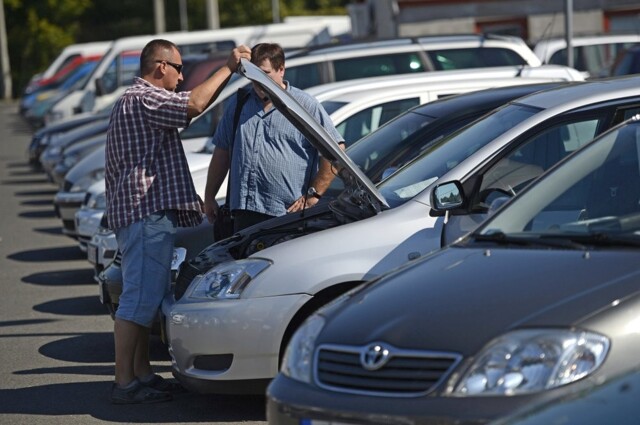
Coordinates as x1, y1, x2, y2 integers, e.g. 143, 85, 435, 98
140, 374, 188, 394
111, 379, 173, 404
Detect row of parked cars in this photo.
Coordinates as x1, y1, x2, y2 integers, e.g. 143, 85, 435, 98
21, 30, 640, 424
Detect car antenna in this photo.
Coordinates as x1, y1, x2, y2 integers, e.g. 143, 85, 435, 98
535, 12, 559, 65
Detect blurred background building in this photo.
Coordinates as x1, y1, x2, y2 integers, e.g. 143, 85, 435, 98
349, 0, 640, 43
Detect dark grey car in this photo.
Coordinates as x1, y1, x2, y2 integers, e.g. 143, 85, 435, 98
267, 115, 640, 424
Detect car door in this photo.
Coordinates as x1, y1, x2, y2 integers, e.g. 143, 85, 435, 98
441, 103, 640, 245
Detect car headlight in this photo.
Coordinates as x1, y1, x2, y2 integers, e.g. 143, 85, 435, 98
188, 258, 270, 300
62, 153, 80, 169
70, 169, 105, 192
47, 146, 62, 157
87, 191, 106, 209
450, 329, 609, 396
46, 110, 64, 125
281, 315, 325, 384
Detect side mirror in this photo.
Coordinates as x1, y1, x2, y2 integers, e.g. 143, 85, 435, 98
95, 77, 105, 97
432, 181, 464, 211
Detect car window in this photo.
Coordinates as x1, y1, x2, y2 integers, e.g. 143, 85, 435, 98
612, 49, 640, 76
378, 103, 540, 207
285, 63, 322, 89
181, 94, 237, 141
479, 121, 640, 237
477, 118, 601, 209
549, 43, 639, 77
179, 40, 236, 55
332, 52, 425, 81
427, 47, 526, 70
336, 98, 421, 146
321, 100, 349, 116
101, 54, 139, 95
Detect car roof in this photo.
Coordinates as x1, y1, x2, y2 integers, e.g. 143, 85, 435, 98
322, 78, 562, 114
408, 82, 570, 117
291, 33, 529, 56
433, 75, 640, 186
287, 33, 540, 65
513, 74, 640, 110
305, 65, 582, 101
534, 33, 640, 58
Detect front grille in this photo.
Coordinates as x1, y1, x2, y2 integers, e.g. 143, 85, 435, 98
63, 219, 76, 233
315, 343, 461, 397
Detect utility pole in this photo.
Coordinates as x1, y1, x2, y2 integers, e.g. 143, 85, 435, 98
206, 0, 220, 29
565, 0, 573, 69
272, 0, 280, 24
154, 0, 166, 34
0, 0, 12, 99
179, 0, 188, 31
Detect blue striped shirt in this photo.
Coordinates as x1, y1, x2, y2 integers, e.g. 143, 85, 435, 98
212, 83, 343, 216
105, 77, 202, 230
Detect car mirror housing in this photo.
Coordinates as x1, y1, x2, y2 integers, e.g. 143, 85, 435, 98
432, 181, 465, 211
94, 77, 105, 97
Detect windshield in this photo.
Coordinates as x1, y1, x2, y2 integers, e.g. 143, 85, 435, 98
347, 110, 435, 174
378, 103, 540, 207
477, 119, 640, 244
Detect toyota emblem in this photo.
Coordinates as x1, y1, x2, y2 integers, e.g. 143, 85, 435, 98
360, 343, 391, 371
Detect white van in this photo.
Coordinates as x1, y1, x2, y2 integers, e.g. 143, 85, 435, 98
45, 17, 351, 123
24, 40, 112, 94
533, 34, 640, 78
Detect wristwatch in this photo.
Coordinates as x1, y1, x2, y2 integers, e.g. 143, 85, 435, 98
307, 186, 322, 199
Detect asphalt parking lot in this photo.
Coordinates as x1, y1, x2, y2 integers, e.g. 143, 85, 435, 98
0, 101, 267, 424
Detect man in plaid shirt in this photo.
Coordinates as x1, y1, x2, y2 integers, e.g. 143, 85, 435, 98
105, 39, 250, 404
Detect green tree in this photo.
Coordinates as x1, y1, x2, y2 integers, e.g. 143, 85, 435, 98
6, 0, 350, 97
5, 0, 92, 96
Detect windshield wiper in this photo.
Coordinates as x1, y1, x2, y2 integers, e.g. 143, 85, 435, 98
473, 232, 586, 249
545, 232, 640, 248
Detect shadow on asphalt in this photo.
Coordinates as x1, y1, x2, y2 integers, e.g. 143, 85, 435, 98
37, 332, 158, 363
9, 169, 44, 176
21, 199, 55, 206
14, 188, 58, 196
9, 245, 85, 262
22, 268, 94, 285
0, 318, 58, 327
19, 209, 57, 219
5, 161, 30, 168
15, 364, 116, 377
0, 381, 267, 422
33, 295, 106, 316
33, 226, 64, 236
2, 177, 51, 185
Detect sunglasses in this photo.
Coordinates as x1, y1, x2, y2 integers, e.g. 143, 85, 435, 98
155, 60, 183, 74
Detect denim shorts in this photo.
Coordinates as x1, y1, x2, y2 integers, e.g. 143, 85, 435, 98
114, 210, 177, 328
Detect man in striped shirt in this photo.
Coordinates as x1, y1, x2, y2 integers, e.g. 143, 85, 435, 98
105, 39, 250, 404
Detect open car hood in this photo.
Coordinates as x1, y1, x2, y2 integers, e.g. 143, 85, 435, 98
237, 59, 389, 211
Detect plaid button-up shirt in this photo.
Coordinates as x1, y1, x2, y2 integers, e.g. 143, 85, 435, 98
105, 77, 202, 230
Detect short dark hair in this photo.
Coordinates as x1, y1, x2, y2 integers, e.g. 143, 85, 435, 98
251, 43, 285, 70
140, 39, 179, 75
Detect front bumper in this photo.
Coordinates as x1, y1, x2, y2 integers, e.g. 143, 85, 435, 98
266, 374, 561, 425
88, 229, 118, 280
54, 190, 87, 238
162, 291, 311, 394
98, 247, 187, 307
75, 207, 104, 252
